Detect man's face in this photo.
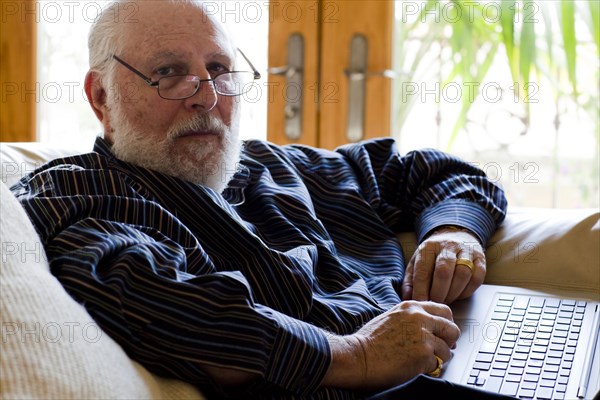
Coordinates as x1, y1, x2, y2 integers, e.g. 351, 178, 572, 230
102, 1, 241, 192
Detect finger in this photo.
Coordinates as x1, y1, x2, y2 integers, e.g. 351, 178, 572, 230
429, 251, 456, 303
457, 256, 487, 301
401, 258, 415, 300
444, 252, 473, 304
431, 334, 453, 363
429, 315, 461, 348
410, 245, 436, 301
419, 300, 454, 322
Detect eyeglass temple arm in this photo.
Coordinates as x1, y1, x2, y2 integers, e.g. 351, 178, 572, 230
112, 55, 157, 86
237, 48, 261, 80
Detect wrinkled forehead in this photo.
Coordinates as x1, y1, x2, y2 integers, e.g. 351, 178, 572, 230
119, 1, 235, 60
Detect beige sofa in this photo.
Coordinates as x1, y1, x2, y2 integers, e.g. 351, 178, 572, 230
1, 141, 598, 399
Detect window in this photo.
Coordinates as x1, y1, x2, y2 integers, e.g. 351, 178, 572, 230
392, 1, 599, 208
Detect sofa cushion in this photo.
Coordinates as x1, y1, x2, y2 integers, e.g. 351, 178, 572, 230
0, 181, 205, 399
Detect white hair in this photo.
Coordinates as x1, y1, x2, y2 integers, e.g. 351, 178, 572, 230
88, 0, 220, 89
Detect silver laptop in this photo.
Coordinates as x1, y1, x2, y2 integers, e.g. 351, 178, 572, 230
441, 284, 600, 399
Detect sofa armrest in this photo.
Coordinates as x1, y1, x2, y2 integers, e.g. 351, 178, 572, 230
397, 207, 600, 296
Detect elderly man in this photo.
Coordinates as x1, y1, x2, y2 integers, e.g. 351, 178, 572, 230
12, 1, 510, 399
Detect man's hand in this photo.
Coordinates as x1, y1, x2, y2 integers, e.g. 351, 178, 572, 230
401, 227, 486, 304
321, 301, 459, 390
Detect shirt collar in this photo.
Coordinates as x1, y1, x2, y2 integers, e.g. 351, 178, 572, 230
92, 136, 250, 205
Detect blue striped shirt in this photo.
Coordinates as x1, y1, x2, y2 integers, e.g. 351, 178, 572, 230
11, 137, 506, 399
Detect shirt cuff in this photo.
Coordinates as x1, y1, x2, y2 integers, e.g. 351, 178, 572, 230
263, 308, 331, 395
415, 199, 497, 245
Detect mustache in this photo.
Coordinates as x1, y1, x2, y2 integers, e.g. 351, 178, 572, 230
168, 113, 229, 139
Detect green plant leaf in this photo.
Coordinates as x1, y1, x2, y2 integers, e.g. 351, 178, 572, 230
589, 0, 600, 56
560, 0, 577, 95
519, 0, 536, 105
446, 42, 499, 150
499, 0, 518, 83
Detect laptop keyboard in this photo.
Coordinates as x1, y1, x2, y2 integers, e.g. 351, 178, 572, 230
466, 294, 587, 399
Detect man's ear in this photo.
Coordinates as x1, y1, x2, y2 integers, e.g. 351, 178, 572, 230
84, 70, 108, 123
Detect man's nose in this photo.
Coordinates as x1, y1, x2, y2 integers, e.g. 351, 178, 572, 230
184, 76, 218, 112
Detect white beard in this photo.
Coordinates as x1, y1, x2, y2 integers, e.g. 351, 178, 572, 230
109, 106, 242, 194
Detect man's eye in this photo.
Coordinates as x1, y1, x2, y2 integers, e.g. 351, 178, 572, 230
154, 66, 180, 77
207, 63, 229, 76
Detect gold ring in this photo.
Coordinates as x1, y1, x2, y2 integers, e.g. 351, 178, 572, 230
456, 258, 475, 272
428, 355, 443, 377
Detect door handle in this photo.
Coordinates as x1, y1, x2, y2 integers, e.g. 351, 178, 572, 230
268, 33, 304, 141
344, 34, 395, 142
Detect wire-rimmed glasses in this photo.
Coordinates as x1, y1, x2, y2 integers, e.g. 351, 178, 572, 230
112, 48, 261, 100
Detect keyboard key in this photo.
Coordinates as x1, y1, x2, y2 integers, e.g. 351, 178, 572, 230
544, 365, 559, 373
545, 298, 560, 308
557, 376, 569, 385
500, 341, 515, 349
565, 346, 576, 355
508, 366, 524, 375
539, 378, 555, 388
561, 300, 576, 306
512, 352, 528, 361
467, 376, 477, 385
505, 374, 522, 383
530, 352, 545, 360
485, 376, 504, 392
498, 299, 513, 307
495, 305, 512, 313
473, 361, 491, 371
524, 367, 541, 376
548, 350, 563, 358
513, 296, 529, 309
564, 354, 574, 362
498, 347, 513, 356
521, 380, 537, 389
576, 300, 587, 307
500, 381, 519, 396
567, 339, 578, 347
562, 361, 572, 370
559, 368, 571, 377
552, 337, 567, 345
492, 361, 508, 370
518, 388, 535, 399
546, 357, 561, 366
502, 333, 518, 342
553, 330, 568, 338
470, 369, 480, 377
495, 354, 510, 363
554, 392, 565, 400
535, 386, 554, 399
542, 371, 558, 381
558, 311, 573, 319
532, 345, 548, 353
556, 383, 567, 393
510, 359, 526, 368
530, 297, 545, 307
523, 373, 540, 382
492, 312, 509, 321
549, 343, 564, 352
476, 352, 494, 363
490, 368, 506, 377
527, 359, 544, 368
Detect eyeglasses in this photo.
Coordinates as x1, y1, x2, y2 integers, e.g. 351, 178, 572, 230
112, 49, 261, 100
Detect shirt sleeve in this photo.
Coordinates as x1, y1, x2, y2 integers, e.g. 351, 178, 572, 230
12, 173, 331, 397
291, 138, 507, 246
339, 139, 507, 245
